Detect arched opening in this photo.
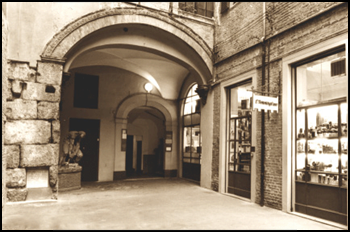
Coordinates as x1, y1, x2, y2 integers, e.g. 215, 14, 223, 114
54, 9, 211, 184
126, 106, 166, 178
182, 83, 202, 182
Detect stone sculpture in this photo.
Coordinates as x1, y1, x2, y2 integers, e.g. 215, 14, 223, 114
59, 131, 86, 166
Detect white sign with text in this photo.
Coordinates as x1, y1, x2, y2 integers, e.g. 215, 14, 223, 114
252, 94, 278, 112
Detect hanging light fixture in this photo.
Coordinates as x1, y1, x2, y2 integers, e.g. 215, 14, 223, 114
144, 83, 153, 106
144, 83, 153, 93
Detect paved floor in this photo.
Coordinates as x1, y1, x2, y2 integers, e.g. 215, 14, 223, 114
2, 178, 346, 230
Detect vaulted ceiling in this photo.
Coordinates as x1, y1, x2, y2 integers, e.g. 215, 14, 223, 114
65, 24, 210, 100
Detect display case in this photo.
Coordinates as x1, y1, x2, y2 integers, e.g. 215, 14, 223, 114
296, 103, 347, 187
228, 113, 251, 173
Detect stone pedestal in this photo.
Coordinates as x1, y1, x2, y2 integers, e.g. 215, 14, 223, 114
58, 165, 82, 191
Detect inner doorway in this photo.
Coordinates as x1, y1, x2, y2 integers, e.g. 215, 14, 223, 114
69, 118, 100, 182
126, 106, 166, 178
226, 80, 252, 199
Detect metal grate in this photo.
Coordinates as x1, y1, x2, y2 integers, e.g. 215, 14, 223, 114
331, 58, 345, 77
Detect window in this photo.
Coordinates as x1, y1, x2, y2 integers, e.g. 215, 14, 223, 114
296, 49, 346, 107
294, 46, 347, 224
221, 2, 229, 13
183, 84, 201, 165
74, 73, 99, 109
179, 2, 214, 18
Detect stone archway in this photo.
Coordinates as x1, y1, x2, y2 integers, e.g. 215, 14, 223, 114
4, 6, 214, 202
41, 7, 213, 76
114, 93, 178, 177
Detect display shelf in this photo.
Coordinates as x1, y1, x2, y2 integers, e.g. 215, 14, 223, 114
306, 180, 341, 188
306, 137, 339, 141
309, 170, 339, 175
295, 169, 339, 175
229, 170, 251, 175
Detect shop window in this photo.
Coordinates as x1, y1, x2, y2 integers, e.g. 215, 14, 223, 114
184, 84, 200, 116
294, 46, 347, 225
182, 83, 201, 181
296, 50, 346, 107
73, 73, 99, 109
179, 2, 214, 18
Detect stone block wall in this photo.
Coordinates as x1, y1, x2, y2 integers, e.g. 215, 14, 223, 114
212, 2, 348, 209
4, 60, 62, 202
2, 8, 8, 211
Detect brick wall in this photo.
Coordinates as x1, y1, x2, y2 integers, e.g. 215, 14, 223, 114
213, 2, 348, 209
254, 60, 283, 209
215, 2, 263, 63
215, 2, 345, 64
4, 60, 62, 202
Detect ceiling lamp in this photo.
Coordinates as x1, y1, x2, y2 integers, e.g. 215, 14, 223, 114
144, 83, 153, 93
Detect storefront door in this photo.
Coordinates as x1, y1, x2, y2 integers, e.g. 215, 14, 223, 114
226, 80, 252, 199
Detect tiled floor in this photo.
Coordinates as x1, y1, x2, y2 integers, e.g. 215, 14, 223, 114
2, 178, 346, 230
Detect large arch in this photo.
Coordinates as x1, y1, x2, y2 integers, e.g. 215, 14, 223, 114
40, 7, 213, 78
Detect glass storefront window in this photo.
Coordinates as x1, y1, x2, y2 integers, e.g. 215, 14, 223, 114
296, 109, 305, 138
295, 48, 347, 188
230, 82, 252, 117
183, 84, 201, 169
294, 46, 347, 225
296, 51, 346, 107
307, 105, 338, 139
341, 102, 348, 136
184, 84, 200, 115
183, 125, 201, 164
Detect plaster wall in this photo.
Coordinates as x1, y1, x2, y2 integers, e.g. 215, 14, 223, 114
6, 2, 131, 66
200, 89, 213, 189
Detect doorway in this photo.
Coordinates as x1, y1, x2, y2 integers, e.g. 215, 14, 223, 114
126, 135, 134, 176
126, 106, 165, 178
69, 118, 100, 182
226, 80, 253, 199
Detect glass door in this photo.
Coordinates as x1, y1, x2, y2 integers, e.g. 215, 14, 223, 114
226, 80, 252, 199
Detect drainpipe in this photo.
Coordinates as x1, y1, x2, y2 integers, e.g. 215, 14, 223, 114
169, 2, 173, 15
260, 2, 266, 207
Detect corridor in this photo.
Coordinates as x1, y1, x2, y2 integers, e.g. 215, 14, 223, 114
2, 178, 344, 230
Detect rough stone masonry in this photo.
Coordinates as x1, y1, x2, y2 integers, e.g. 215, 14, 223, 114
4, 60, 62, 202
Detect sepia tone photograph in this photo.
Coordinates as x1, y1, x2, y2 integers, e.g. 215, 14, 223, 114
2, 2, 348, 230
